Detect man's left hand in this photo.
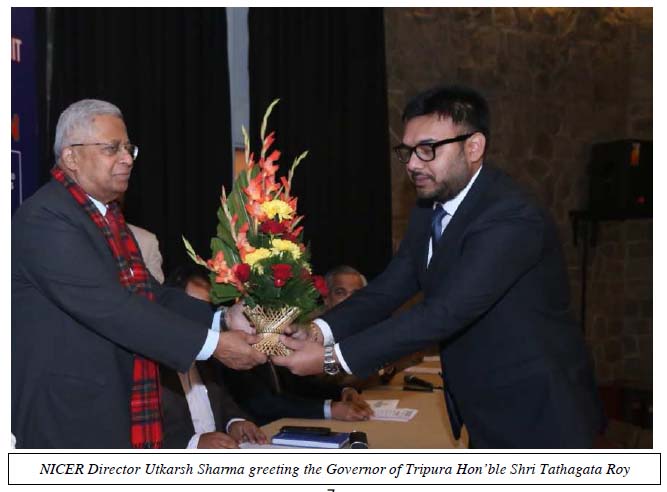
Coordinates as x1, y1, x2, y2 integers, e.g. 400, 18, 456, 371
225, 302, 255, 334
227, 421, 268, 444
271, 335, 325, 376
341, 387, 374, 417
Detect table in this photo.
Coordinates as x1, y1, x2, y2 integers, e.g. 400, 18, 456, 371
260, 359, 469, 449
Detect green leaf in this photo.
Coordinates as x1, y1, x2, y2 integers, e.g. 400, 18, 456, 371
287, 150, 309, 192
260, 98, 280, 143
182, 236, 208, 267
210, 281, 242, 305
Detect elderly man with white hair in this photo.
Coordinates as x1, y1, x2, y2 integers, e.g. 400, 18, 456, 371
11, 99, 266, 449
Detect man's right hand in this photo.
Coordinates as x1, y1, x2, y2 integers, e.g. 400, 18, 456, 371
213, 331, 267, 369
197, 431, 239, 449
283, 322, 324, 344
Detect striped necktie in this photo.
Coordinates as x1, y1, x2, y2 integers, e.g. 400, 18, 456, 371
430, 204, 448, 246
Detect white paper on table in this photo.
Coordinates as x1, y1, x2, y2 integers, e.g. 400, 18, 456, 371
371, 408, 418, 422
404, 366, 441, 375
365, 399, 400, 411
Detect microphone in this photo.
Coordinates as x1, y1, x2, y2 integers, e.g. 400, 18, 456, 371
403, 374, 434, 392
349, 431, 368, 449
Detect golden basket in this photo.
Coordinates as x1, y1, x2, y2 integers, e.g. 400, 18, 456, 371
243, 304, 301, 356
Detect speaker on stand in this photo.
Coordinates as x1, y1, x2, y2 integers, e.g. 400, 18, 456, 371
588, 140, 652, 219
571, 140, 652, 334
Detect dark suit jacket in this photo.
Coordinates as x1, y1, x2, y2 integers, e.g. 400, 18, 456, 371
12, 180, 215, 448
323, 165, 603, 448
219, 363, 343, 426
160, 359, 251, 448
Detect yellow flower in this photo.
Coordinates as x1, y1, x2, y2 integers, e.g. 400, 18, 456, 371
271, 238, 301, 260
260, 199, 294, 221
245, 248, 272, 267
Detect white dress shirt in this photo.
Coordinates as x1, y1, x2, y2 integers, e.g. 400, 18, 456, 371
179, 365, 245, 449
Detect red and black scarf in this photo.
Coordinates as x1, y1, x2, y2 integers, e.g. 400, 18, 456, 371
52, 167, 163, 448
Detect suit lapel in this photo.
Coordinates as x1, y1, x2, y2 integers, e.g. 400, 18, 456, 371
424, 166, 496, 289
413, 205, 433, 285
52, 181, 118, 264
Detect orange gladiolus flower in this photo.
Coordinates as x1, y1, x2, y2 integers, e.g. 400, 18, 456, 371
259, 149, 281, 177
207, 251, 245, 293
243, 174, 264, 202
245, 201, 268, 222
236, 222, 255, 261
262, 131, 276, 154
280, 176, 291, 196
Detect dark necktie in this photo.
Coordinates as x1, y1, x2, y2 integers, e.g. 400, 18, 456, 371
430, 204, 448, 246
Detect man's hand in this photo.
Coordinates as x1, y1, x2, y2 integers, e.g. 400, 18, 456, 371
340, 387, 374, 417
331, 401, 373, 421
213, 331, 267, 369
283, 322, 324, 344
271, 335, 325, 376
282, 323, 307, 340
227, 421, 268, 444
307, 322, 324, 344
225, 302, 255, 334
197, 431, 239, 449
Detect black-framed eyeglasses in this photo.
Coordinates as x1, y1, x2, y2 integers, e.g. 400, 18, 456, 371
70, 142, 139, 159
393, 133, 474, 164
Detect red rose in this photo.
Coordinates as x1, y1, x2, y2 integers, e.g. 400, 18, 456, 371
312, 275, 329, 297
232, 263, 251, 283
260, 220, 287, 235
271, 263, 293, 287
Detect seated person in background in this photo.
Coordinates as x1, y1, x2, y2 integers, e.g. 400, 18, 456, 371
173, 265, 373, 426
127, 222, 164, 283
320, 266, 431, 389
161, 265, 267, 448
119, 192, 165, 284
323, 265, 368, 310
221, 361, 372, 426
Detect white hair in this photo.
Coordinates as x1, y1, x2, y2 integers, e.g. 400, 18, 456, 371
324, 265, 368, 289
53, 99, 123, 161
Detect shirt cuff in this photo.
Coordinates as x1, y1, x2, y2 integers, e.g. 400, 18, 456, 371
313, 318, 334, 345
225, 418, 246, 433
334, 343, 353, 375
212, 310, 223, 332
323, 399, 333, 419
196, 329, 220, 360
187, 433, 201, 449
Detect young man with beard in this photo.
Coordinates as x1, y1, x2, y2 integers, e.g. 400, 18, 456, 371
273, 85, 603, 448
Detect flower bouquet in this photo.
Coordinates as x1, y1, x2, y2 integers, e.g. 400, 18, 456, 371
183, 100, 327, 356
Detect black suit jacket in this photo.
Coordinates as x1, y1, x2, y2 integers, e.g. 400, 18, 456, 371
219, 363, 343, 426
160, 359, 251, 448
323, 165, 603, 448
12, 180, 215, 448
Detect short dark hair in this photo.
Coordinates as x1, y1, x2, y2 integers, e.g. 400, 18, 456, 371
402, 85, 490, 143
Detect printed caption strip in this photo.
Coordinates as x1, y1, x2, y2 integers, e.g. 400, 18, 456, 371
9, 452, 660, 486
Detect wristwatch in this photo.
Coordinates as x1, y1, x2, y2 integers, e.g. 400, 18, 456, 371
323, 345, 340, 375
218, 306, 228, 331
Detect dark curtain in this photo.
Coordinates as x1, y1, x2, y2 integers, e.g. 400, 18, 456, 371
42, 7, 232, 275
248, 8, 392, 279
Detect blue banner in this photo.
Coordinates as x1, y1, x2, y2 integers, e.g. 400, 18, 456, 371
11, 7, 39, 214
